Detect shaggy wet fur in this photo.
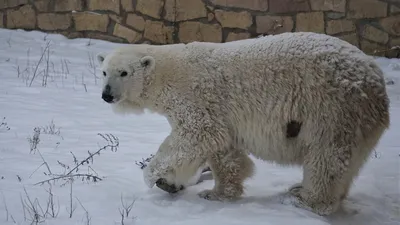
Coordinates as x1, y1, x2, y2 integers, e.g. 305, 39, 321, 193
97, 32, 390, 216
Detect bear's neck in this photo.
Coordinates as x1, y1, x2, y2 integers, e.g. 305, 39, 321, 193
141, 53, 188, 116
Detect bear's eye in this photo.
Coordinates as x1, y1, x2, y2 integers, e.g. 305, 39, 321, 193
120, 71, 128, 77
103, 71, 106, 76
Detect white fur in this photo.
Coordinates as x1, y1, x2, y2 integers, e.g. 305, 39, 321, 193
97, 32, 390, 216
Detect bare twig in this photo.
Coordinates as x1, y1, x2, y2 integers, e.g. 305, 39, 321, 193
44, 184, 60, 218
119, 208, 125, 225
135, 154, 154, 169
39, 150, 52, 175
6, 32, 12, 48
29, 162, 49, 179
20, 193, 27, 221
118, 194, 136, 225
66, 134, 119, 176
29, 148, 52, 179
87, 166, 98, 177
28, 127, 41, 154
1, 191, 9, 222
60, 58, 71, 79
120, 194, 136, 218
86, 38, 93, 46
22, 187, 46, 224
76, 197, 91, 225
67, 181, 76, 218
40, 120, 61, 136
43, 45, 50, 87
10, 215, 16, 224
29, 41, 51, 87
87, 52, 99, 85
0, 117, 11, 132
33, 133, 118, 190
82, 73, 88, 92
34, 174, 102, 186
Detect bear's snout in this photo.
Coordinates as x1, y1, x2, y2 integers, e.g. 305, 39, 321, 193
155, 178, 184, 194
102, 84, 114, 103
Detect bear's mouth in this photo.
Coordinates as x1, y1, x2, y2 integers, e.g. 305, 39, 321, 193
104, 96, 122, 104
110, 98, 120, 104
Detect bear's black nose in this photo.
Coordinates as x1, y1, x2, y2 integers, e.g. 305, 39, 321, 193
102, 93, 114, 103
102, 85, 113, 103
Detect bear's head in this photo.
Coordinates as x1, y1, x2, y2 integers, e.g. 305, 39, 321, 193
97, 48, 156, 114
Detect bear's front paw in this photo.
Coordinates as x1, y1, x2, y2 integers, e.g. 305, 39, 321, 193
198, 189, 222, 201
197, 188, 242, 201
288, 183, 303, 196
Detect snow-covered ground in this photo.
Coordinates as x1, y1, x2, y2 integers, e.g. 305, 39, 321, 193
0, 28, 399, 225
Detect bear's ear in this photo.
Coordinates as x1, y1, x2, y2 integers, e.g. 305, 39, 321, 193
96, 52, 107, 65
140, 56, 155, 70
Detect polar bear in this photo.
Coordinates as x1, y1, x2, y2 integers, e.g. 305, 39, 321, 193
97, 32, 390, 216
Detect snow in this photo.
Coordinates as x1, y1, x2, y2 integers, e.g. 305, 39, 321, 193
0, 28, 399, 225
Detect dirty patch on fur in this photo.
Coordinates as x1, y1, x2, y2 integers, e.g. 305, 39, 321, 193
286, 120, 302, 138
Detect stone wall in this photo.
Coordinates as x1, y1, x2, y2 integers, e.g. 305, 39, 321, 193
1, 0, 399, 57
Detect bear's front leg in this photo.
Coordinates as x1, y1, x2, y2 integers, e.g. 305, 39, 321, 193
198, 146, 255, 201
143, 133, 207, 191
146, 100, 254, 200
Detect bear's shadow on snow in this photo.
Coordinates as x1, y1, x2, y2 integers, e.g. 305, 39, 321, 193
239, 193, 398, 225
148, 173, 398, 224
197, 171, 214, 183
326, 193, 400, 225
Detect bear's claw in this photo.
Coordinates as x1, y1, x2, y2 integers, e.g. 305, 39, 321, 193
288, 183, 303, 196
197, 189, 222, 201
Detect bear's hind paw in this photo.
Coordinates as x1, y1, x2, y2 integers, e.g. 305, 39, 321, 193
198, 189, 222, 201
288, 187, 339, 216
292, 197, 336, 216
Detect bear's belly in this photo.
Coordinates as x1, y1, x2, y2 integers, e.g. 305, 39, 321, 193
233, 121, 306, 166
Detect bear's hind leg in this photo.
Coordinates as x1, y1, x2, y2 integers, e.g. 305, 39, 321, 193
289, 146, 354, 216
198, 148, 254, 201
338, 147, 374, 201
